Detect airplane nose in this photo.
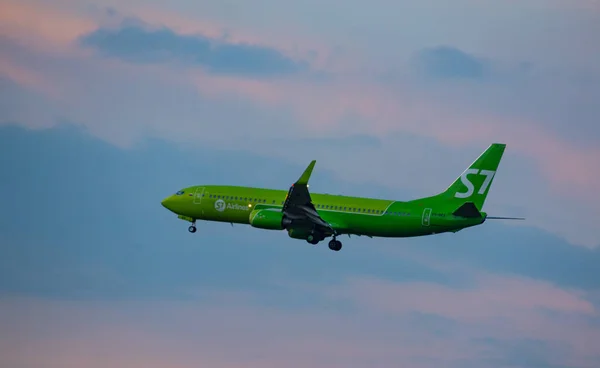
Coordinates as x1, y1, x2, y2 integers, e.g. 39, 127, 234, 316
161, 196, 174, 210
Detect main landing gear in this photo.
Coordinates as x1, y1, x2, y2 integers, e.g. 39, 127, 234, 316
188, 220, 197, 233
328, 238, 342, 251
306, 231, 343, 251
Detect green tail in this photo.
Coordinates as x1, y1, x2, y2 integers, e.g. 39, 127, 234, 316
439, 143, 506, 210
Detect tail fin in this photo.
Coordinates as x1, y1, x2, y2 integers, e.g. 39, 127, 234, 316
440, 143, 506, 210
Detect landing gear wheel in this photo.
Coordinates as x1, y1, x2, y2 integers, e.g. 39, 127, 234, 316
328, 239, 342, 251
188, 225, 197, 233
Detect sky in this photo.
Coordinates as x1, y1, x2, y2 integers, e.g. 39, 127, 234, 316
1, 0, 599, 367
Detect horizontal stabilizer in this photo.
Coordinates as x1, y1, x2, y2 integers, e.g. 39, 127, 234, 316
486, 216, 525, 220
452, 202, 482, 218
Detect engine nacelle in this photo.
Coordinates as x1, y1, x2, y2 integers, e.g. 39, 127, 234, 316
286, 228, 311, 239
249, 209, 285, 230
287, 228, 326, 242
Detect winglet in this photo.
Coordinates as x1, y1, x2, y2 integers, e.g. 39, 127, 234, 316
296, 160, 316, 186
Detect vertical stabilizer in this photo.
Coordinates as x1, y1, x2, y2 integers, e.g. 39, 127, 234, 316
440, 143, 506, 210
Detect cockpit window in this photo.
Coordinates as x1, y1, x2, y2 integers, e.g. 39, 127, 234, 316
175, 190, 185, 195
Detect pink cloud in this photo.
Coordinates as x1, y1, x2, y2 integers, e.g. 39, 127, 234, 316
0, 1, 96, 51
0, 297, 468, 368
320, 274, 600, 362
330, 275, 596, 320
1, 288, 599, 368
0, 58, 58, 98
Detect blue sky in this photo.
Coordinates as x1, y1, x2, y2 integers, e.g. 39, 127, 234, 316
1, 0, 600, 367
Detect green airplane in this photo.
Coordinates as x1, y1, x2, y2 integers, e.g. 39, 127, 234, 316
161, 143, 523, 251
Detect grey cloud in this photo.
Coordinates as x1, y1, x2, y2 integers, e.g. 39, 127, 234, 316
1, 124, 599, 303
411, 46, 490, 80
0, 124, 443, 301
78, 21, 309, 77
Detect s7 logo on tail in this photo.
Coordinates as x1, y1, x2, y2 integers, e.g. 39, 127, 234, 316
455, 169, 496, 198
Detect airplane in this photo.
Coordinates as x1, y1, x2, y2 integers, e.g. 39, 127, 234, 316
161, 143, 523, 251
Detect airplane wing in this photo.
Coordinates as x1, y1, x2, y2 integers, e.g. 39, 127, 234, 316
281, 160, 336, 238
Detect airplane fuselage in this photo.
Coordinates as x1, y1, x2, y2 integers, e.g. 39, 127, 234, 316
161, 143, 515, 251
161, 185, 485, 238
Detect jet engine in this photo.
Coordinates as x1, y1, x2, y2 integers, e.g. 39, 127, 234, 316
249, 209, 285, 230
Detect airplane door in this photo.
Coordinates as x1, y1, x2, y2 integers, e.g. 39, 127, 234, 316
193, 187, 205, 205
422, 208, 432, 227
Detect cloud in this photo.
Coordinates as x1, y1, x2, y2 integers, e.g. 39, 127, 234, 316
412, 46, 490, 80
2, 1, 600, 366
1, 125, 600, 367
1, 125, 599, 300
79, 22, 309, 77
404, 222, 600, 290
0, 124, 434, 300
325, 275, 600, 367
1, 1, 599, 246
0, 1, 96, 50
329, 275, 596, 319
0, 297, 478, 368
1, 272, 599, 368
